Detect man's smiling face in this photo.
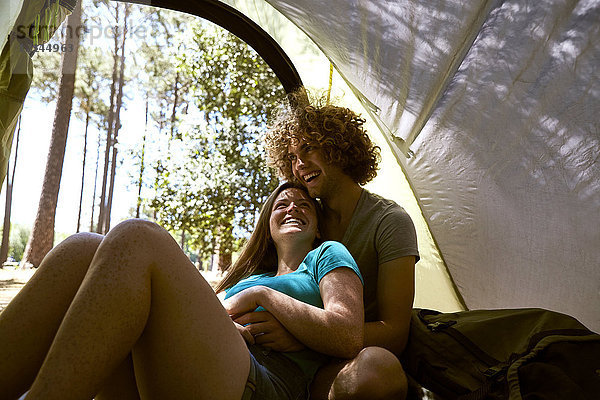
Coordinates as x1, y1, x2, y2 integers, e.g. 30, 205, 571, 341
287, 139, 345, 199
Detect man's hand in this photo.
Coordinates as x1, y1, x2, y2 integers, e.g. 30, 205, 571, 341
234, 311, 306, 352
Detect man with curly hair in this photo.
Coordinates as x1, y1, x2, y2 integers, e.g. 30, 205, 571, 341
242, 92, 419, 400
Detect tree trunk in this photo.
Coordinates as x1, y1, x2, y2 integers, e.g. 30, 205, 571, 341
218, 249, 232, 273
104, 4, 129, 233
0, 117, 21, 264
89, 130, 102, 232
152, 118, 165, 220
76, 104, 90, 232
97, 4, 120, 234
21, 2, 82, 267
136, 96, 148, 219
216, 222, 232, 272
170, 71, 180, 138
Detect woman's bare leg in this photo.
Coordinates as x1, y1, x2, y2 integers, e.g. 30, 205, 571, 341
95, 354, 140, 400
24, 219, 250, 400
0, 232, 103, 399
0, 232, 141, 400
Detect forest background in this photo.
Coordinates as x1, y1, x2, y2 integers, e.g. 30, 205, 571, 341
0, 0, 286, 271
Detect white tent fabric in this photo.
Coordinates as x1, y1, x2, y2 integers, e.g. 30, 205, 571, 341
406, 1, 600, 330
1, 1, 25, 51
233, 0, 600, 331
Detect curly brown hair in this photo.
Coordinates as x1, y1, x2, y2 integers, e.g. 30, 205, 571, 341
265, 90, 380, 185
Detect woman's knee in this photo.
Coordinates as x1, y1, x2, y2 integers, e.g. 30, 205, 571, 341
108, 219, 169, 242
331, 347, 407, 400
61, 231, 104, 249
46, 232, 104, 269
99, 219, 180, 267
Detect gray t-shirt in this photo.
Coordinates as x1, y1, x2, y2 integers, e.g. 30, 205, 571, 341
341, 189, 419, 322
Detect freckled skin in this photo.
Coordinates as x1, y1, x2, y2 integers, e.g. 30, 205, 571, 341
0, 219, 250, 400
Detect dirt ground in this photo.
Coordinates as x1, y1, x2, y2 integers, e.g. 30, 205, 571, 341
0, 267, 35, 313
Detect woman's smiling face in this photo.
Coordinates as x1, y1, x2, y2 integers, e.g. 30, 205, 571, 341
269, 188, 320, 247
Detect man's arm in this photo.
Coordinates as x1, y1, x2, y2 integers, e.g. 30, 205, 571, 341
224, 267, 364, 358
234, 257, 415, 354
364, 256, 415, 355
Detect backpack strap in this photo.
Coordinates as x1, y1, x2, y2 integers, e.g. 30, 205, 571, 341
417, 309, 500, 367
457, 367, 507, 400
527, 328, 593, 350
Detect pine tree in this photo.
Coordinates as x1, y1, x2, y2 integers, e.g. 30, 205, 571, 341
0, 117, 22, 264
21, 1, 83, 267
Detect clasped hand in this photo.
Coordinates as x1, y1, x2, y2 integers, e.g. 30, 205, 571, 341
223, 286, 306, 352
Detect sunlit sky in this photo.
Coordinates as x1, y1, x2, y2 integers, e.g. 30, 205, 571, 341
0, 85, 149, 235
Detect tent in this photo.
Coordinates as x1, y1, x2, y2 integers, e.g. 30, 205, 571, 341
1, 0, 598, 332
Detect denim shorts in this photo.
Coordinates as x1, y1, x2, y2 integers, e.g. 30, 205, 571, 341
241, 344, 310, 400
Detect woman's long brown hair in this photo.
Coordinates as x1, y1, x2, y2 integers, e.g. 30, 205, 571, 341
214, 182, 321, 293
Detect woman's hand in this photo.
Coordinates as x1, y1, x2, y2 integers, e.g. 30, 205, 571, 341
233, 321, 255, 345
225, 287, 304, 350
257, 267, 364, 358
234, 311, 306, 352
222, 286, 267, 319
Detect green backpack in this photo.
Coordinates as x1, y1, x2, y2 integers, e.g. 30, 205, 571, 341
401, 308, 600, 399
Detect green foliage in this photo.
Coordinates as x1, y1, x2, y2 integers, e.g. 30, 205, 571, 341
53, 231, 71, 248
74, 45, 111, 125
30, 48, 61, 102
10, 224, 30, 262
30, 0, 111, 126
0, 224, 31, 262
150, 21, 284, 259
133, 9, 196, 137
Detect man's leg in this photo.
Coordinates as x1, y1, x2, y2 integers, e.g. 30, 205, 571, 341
311, 347, 407, 400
